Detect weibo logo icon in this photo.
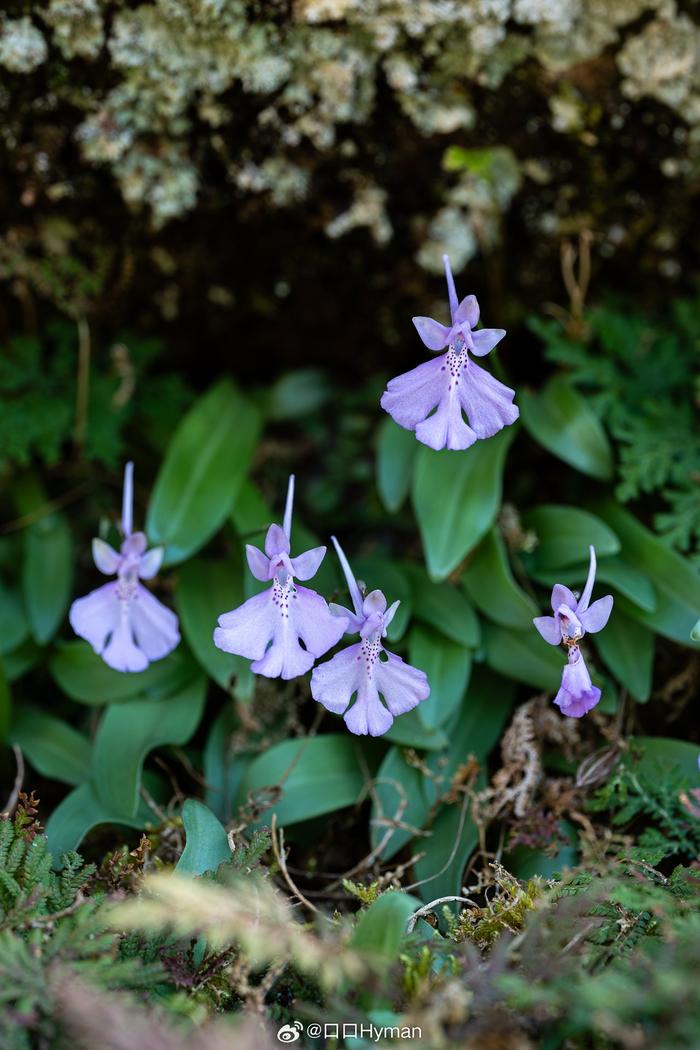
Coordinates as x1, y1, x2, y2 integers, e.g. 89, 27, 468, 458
277, 1021, 303, 1043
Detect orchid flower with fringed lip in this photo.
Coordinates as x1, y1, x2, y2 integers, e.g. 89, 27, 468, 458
69, 462, 180, 672
213, 476, 347, 680
380, 254, 518, 451
310, 538, 430, 736
533, 546, 613, 718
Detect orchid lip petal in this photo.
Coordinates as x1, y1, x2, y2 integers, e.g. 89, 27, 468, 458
122, 461, 134, 537
331, 536, 364, 617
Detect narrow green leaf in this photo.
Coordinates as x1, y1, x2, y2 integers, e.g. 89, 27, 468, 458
45, 782, 150, 860
631, 736, 700, 782
404, 565, 480, 647
523, 505, 620, 570
692, 617, 700, 642
412, 428, 513, 581
50, 641, 197, 705
237, 734, 367, 827
93, 676, 207, 818
204, 706, 253, 822
176, 557, 248, 689
376, 418, 417, 514
147, 379, 261, 565
10, 708, 91, 786
410, 626, 472, 732
176, 799, 232, 876
482, 622, 562, 691
462, 529, 537, 629
383, 710, 450, 751
351, 891, 420, 959
370, 747, 431, 860
594, 604, 654, 702
596, 501, 700, 647
23, 512, 73, 644
0, 583, 29, 655
520, 376, 614, 480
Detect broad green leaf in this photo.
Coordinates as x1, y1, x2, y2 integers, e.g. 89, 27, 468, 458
266, 369, 330, 420
45, 781, 151, 860
176, 557, 247, 689
412, 428, 513, 581
147, 379, 261, 565
0, 583, 29, 655
10, 708, 91, 786
237, 734, 367, 828
523, 505, 620, 570
351, 556, 411, 642
204, 706, 253, 822
410, 626, 472, 732
384, 710, 450, 751
520, 376, 613, 481
482, 622, 562, 691
370, 747, 432, 860
530, 554, 656, 614
351, 891, 420, 960
594, 605, 654, 702
631, 736, 700, 782
0, 656, 10, 742
413, 669, 514, 902
23, 511, 73, 644
404, 565, 480, 647
50, 641, 197, 705
693, 617, 700, 642
4, 638, 41, 681
93, 676, 207, 818
596, 501, 700, 647
462, 529, 537, 629
376, 418, 417, 514
176, 799, 232, 876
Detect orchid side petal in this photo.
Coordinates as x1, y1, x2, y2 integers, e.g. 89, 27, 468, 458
533, 615, 562, 645
138, 546, 164, 580
579, 594, 613, 634
246, 544, 271, 581
291, 545, 326, 581
383, 599, 401, 633
470, 328, 506, 357
92, 538, 120, 576
412, 316, 450, 351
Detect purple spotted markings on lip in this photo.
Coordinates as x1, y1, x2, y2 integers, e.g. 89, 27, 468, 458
69, 462, 180, 673
380, 254, 518, 451
533, 545, 613, 718
213, 475, 346, 680
310, 537, 430, 737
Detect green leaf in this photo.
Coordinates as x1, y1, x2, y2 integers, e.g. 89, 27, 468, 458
410, 626, 472, 732
383, 710, 450, 751
522, 505, 620, 570
0, 583, 29, 655
376, 418, 417, 514
3, 638, 41, 681
45, 781, 150, 859
462, 529, 537, 629
404, 565, 480, 647
93, 676, 207, 818
351, 891, 420, 959
0, 656, 10, 742
176, 557, 248, 689
482, 622, 562, 691
351, 556, 411, 643
23, 511, 73, 644
147, 379, 261, 565
176, 799, 232, 876
50, 641, 197, 705
529, 555, 656, 614
594, 605, 654, 702
237, 734, 367, 828
370, 747, 431, 860
266, 369, 330, 420
520, 376, 613, 480
412, 428, 513, 581
204, 706, 253, 822
692, 617, 700, 642
10, 708, 91, 786
631, 736, 700, 782
596, 501, 700, 647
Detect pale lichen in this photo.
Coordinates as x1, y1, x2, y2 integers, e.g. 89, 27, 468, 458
0, 16, 47, 74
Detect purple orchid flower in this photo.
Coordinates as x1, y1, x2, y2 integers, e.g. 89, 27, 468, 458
310, 538, 430, 736
533, 546, 613, 646
533, 545, 613, 719
69, 462, 180, 673
380, 254, 518, 451
213, 476, 346, 680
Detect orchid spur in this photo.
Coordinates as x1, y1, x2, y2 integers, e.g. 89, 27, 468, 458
213, 475, 346, 679
533, 545, 613, 718
380, 254, 518, 451
310, 538, 430, 736
69, 462, 180, 672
